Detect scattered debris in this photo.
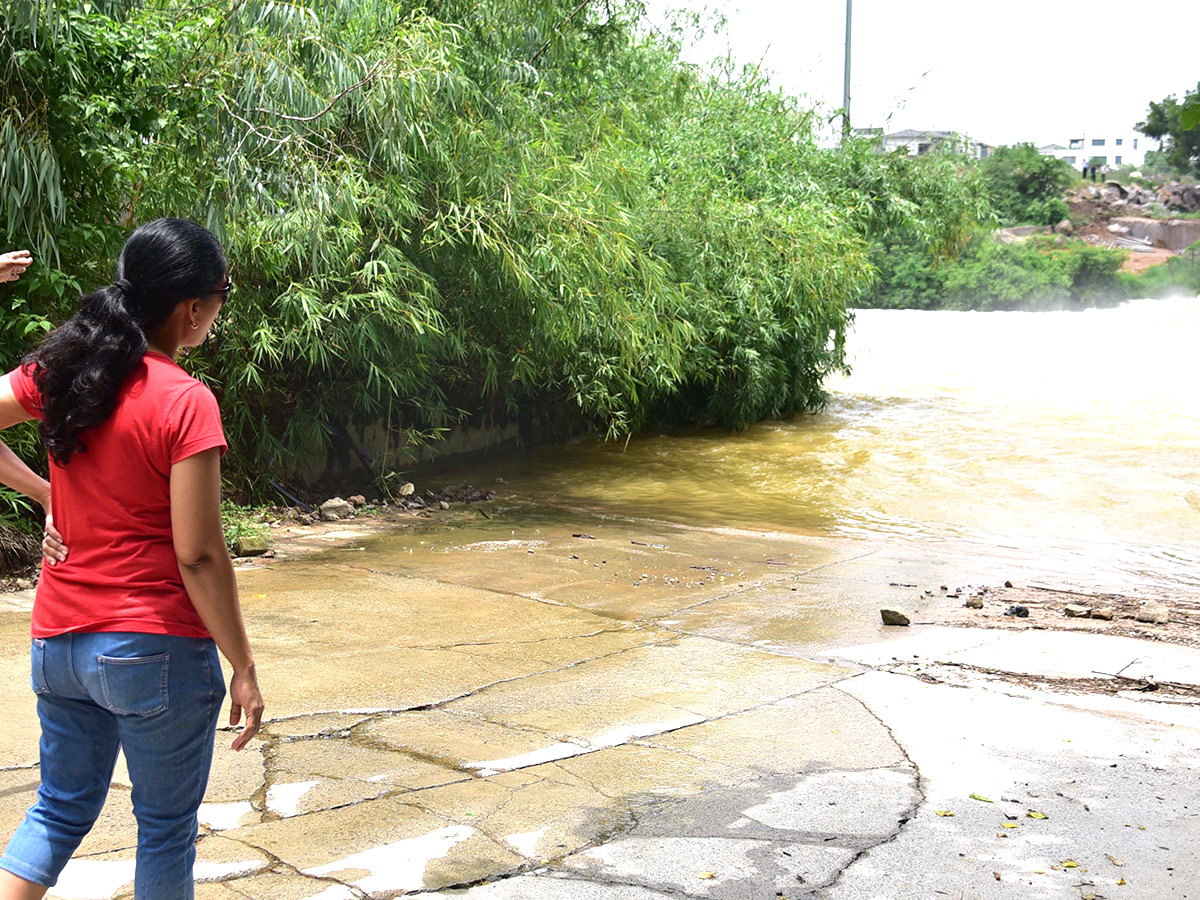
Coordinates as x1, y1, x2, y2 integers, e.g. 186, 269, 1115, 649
880, 607, 911, 627
318, 497, 355, 521
1135, 601, 1170, 625
964, 596, 984, 610
233, 535, 271, 558
1004, 605, 1029, 618
1064, 604, 1091, 618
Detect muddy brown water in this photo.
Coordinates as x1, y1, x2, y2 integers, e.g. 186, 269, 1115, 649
427, 297, 1200, 595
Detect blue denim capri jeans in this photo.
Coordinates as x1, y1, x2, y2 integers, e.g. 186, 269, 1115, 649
0, 632, 225, 900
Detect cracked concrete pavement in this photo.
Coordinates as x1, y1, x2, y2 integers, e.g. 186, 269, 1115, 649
1, 510, 1197, 899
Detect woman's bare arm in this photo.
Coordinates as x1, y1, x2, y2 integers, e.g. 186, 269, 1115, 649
0, 377, 49, 506
170, 448, 264, 750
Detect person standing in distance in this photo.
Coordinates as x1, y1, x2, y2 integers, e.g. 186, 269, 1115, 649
0, 219, 264, 900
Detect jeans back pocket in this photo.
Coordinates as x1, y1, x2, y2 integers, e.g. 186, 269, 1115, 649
97, 653, 170, 717
30, 639, 49, 696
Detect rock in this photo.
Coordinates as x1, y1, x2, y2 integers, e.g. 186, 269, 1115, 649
1108, 222, 1130, 234
1054, 219, 1073, 235
398, 482, 415, 496
1003, 605, 1029, 618
297, 514, 314, 526
438, 500, 451, 510
262, 549, 277, 559
1064, 604, 1091, 618
1004, 580, 1014, 588
880, 607, 911, 626
233, 535, 271, 557
964, 596, 984, 609
1089, 608, 1114, 621
1135, 601, 1169, 624
348, 495, 367, 508
319, 497, 354, 521
494, 477, 508, 484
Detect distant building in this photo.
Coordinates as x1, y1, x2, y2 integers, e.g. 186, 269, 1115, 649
859, 129, 992, 159
1037, 133, 1155, 169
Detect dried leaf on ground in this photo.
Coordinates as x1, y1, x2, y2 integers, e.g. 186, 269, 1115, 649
935, 810, 955, 817
1027, 811, 1048, 819
970, 793, 994, 803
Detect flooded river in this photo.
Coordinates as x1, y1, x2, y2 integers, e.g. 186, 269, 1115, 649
443, 298, 1200, 594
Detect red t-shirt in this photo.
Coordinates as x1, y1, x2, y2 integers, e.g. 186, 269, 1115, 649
9, 352, 227, 638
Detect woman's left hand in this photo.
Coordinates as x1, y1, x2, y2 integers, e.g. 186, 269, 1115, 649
43, 513, 67, 566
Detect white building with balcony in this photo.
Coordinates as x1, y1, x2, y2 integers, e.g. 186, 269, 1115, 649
1037, 134, 1156, 170
864, 129, 992, 159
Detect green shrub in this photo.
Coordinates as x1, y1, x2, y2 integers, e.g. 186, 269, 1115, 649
0, 1, 987, 503
862, 231, 1128, 310
980, 144, 1075, 226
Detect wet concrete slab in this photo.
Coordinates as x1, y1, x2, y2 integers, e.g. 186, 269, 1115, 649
1, 508, 1197, 899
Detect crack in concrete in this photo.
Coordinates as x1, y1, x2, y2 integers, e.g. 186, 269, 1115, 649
226, 635, 682, 738
662, 547, 884, 619
0, 762, 38, 773
216, 832, 369, 899
406, 625, 642, 652
817, 684, 927, 896
541, 869, 707, 900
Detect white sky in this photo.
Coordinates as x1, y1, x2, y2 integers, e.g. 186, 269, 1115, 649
641, 0, 1200, 147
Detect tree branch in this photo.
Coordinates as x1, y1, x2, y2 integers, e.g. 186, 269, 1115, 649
252, 60, 384, 123
529, 0, 592, 66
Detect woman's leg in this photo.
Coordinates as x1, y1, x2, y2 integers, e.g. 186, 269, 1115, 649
0, 637, 120, 895
0, 869, 48, 900
91, 635, 224, 900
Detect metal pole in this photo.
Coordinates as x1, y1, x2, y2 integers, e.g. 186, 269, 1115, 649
842, 0, 852, 140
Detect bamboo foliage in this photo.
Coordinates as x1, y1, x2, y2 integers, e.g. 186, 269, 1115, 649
0, 0, 986, 499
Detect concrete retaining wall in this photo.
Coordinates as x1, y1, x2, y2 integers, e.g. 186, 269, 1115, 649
1114, 217, 1200, 252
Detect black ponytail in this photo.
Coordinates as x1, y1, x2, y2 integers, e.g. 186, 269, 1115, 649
25, 219, 227, 465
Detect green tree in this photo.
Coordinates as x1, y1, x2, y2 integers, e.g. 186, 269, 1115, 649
979, 143, 1074, 226
1138, 83, 1200, 176
0, 0, 989, 506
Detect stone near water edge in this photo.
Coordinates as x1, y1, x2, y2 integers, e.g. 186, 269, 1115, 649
438, 500, 451, 510
296, 514, 314, 526
1064, 604, 1091, 618
348, 495, 367, 508
1089, 608, 1114, 621
964, 596, 984, 610
880, 607, 911, 627
233, 535, 271, 558
1135, 601, 1169, 625
318, 497, 354, 521
398, 482, 415, 497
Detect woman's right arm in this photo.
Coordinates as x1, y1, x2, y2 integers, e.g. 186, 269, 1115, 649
170, 448, 264, 750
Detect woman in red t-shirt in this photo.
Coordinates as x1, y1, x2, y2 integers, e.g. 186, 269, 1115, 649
0, 219, 264, 900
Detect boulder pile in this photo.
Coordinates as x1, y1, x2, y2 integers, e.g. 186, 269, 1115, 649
1075, 180, 1200, 213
